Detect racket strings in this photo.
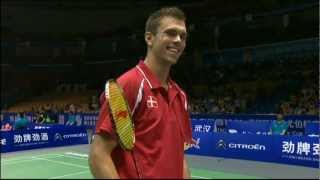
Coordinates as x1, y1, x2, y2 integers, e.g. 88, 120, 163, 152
108, 80, 135, 150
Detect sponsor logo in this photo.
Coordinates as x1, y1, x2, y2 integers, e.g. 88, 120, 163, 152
186, 138, 200, 150
229, 143, 266, 151
116, 110, 128, 119
216, 139, 227, 149
63, 133, 87, 139
54, 133, 63, 141
1, 138, 6, 145
216, 139, 266, 151
54, 133, 87, 141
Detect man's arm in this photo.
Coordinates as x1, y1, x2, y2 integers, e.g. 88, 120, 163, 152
281, 122, 289, 135
183, 156, 191, 179
269, 123, 274, 135
89, 133, 119, 179
281, 127, 287, 135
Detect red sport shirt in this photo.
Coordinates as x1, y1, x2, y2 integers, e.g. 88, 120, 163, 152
95, 60, 193, 178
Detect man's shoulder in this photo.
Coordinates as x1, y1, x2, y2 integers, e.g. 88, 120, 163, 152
171, 80, 186, 94
99, 66, 142, 104
116, 66, 145, 93
117, 66, 142, 85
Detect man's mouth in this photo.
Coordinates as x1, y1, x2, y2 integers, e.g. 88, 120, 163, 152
167, 46, 180, 54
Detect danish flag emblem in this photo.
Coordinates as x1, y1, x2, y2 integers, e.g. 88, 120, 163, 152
147, 96, 158, 108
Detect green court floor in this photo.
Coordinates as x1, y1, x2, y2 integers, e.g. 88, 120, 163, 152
1, 150, 263, 179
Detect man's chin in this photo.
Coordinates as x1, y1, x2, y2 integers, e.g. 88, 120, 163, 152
165, 56, 179, 65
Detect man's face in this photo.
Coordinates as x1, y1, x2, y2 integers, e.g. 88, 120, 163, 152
147, 16, 187, 65
277, 114, 284, 121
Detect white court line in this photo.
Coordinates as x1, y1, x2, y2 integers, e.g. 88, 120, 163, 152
31, 156, 88, 169
191, 175, 208, 179
48, 170, 90, 179
3, 152, 208, 179
61, 152, 208, 179
65, 152, 88, 158
2, 153, 63, 163
2, 155, 64, 165
63, 152, 88, 160
63, 154, 88, 160
3, 152, 89, 166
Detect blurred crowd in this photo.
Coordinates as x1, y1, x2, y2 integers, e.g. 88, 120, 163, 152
2, 56, 318, 117
277, 85, 318, 115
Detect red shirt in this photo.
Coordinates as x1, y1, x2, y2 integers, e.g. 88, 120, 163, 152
95, 60, 193, 178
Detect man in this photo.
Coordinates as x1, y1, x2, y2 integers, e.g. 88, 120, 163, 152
66, 104, 77, 126
270, 114, 289, 135
14, 112, 29, 130
89, 7, 193, 178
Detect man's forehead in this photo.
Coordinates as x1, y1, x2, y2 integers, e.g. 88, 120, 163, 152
158, 17, 186, 32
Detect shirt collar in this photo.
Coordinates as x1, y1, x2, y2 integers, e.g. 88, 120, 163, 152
136, 60, 168, 90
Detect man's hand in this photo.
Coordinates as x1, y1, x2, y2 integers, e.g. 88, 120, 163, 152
183, 156, 191, 179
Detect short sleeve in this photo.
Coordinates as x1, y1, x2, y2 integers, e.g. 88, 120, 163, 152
117, 74, 140, 112
95, 92, 117, 140
182, 93, 194, 147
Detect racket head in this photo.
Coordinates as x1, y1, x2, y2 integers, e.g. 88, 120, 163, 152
106, 79, 135, 150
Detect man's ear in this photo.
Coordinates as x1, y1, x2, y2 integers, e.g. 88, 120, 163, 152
145, 32, 153, 46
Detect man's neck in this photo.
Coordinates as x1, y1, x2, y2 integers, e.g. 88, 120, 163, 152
144, 53, 171, 88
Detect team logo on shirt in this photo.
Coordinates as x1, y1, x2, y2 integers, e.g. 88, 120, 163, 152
147, 96, 158, 108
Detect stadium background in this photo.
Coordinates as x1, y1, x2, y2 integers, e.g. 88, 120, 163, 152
1, 0, 319, 179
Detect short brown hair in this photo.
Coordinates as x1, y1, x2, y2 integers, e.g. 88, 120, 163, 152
145, 7, 186, 35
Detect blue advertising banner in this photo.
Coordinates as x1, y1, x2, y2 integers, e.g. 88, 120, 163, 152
2, 112, 318, 135
1, 112, 98, 129
274, 135, 319, 168
305, 122, 320, 135
226, 120, 271, 135
54, 113, 98, 128
191, 119, 216, 133
1, 126, 88, 153
186, 132, 319, 168
190, 114, 319, 135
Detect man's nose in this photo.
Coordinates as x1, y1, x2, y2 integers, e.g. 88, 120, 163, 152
173, 34, 182, 42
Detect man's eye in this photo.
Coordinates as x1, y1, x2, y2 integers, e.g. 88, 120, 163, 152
164, 30, 187, 41
166, 30, 177, 37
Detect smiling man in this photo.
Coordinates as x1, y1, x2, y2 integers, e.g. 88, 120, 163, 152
89, 7, 193, 179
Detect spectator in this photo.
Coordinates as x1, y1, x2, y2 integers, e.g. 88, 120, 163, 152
66, 104, 77, 126
66, 113, 77, 126
14, 112, 29, 130
1, 122, 12, 131
269, 114, 288, 135
36, 111, 45, 124
40, 113, 54, 124
89, 95, 99, 111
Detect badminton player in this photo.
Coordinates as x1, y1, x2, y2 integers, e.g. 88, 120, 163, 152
89, 6, 193, 179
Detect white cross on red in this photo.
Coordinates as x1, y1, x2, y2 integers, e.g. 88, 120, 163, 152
147, 96, 158, 108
